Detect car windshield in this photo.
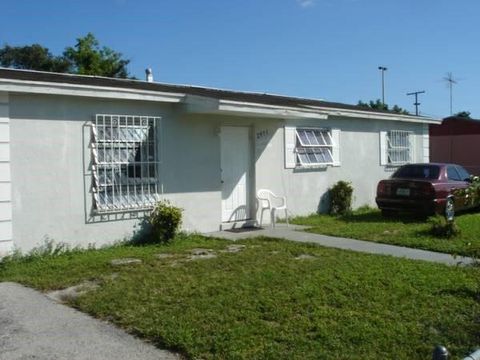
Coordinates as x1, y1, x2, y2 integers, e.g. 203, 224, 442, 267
392, 165, 440, 179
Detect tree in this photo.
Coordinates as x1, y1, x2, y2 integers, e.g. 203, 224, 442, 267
453, 111, 471, 118
357, 99, 409, 115
0, 44, 70, 72
0, 33, 132, 78
391, 105, 410, 115
358, 99, 388, 111
63, 33, 130, 78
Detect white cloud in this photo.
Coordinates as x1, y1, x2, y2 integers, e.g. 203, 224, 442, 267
297, 0, 315, 8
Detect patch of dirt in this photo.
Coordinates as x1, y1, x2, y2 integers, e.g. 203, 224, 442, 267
46, 280, 100, 303
222, 245, 246, 253
295, 254, 316, 260
110, 258, 142, 266
155, 253, 174, 260
188, 248, 217, 260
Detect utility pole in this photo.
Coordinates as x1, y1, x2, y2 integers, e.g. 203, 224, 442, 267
378, 66, 388, 105
406, 90, 425, 116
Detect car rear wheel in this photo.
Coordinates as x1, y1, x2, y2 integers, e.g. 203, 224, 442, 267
445, 197, 455, 221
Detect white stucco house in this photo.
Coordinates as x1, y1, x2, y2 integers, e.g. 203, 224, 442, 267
0, 68, 441, 253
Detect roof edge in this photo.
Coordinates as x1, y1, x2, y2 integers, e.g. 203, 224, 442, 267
0, 68, 440, 123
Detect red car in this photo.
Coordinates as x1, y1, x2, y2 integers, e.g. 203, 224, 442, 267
376, 163, 477, 218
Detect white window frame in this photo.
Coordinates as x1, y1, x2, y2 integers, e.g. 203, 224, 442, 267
284, 126, 340, 169
295, 127, 334, 167
386, 130, 413, 165
91, 114, 161, 213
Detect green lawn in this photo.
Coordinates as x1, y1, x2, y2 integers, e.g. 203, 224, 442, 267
291, 208, 480, 257
1, 235, 479, 359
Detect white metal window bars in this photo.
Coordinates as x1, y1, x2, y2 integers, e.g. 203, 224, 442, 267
295, 128, 334, 166
91, 114, 160, 213
387, 130, 411, 165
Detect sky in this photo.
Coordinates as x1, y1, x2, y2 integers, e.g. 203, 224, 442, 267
1, 0, 479, 118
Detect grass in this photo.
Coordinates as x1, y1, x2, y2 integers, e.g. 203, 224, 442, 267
291, 208, 480, 257
1, 234, 479, 359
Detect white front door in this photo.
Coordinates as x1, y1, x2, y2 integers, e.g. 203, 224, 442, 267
220, 126, 250, 222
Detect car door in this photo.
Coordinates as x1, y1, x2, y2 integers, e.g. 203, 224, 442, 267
446, 165, 470, 210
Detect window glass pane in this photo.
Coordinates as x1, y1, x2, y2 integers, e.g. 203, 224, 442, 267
387, 131, 411, 164
296, 130, 310, 146
319, 148, 333, 163
297, 147, 333, 165
295, 128, 333, 166
97, 128, 105, 141
125, 128, 134, 141
455, 166, 470, 181
104, 128, 112, 141
118, 127, 127, 141
92, 115, 159, 212
135, 128, 144, 141
447, 166, 462, 181
310, 130, 322, 145
111, 126, 119, 140
298, 152, 310, 164
306, 130, 319, 145
316, 131, 328, 146
307, 152, 317, 163
296, 128, 332, 147
392, 165, 440, 179
311, 149, 321, 163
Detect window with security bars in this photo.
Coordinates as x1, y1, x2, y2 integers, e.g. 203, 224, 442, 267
387, 130, 412, 164
91, 114, 160, 212
295, 128, 333, 166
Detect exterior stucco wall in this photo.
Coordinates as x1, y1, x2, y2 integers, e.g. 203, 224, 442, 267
0, 92, 13, 256
8, 92, 430, 252
8, 94, 223, 251
254, 117, 427, 218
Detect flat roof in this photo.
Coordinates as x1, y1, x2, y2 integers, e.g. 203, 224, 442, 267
0, 68, 431, 119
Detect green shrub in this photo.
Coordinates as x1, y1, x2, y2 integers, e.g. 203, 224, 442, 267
329, 181, 354, 216
453, 175, 480, 207
428, 215, 460, 238
148, 200, 183, 243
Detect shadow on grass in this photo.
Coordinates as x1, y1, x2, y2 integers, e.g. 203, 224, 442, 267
414, 229, 437, 238
435, 287, 480, 303
340, 211, 427, 225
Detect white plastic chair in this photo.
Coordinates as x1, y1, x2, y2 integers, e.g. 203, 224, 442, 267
257, 189, 289, 228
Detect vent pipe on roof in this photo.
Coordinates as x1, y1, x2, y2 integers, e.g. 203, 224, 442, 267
145, 68, 153, 82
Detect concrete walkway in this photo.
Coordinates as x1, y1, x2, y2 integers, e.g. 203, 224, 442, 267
0, 282, 179, 360
206, 225, 476, 266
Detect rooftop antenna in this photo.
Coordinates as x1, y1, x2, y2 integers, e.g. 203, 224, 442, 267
442, 72, 457, 115
406, 90, 425, 116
